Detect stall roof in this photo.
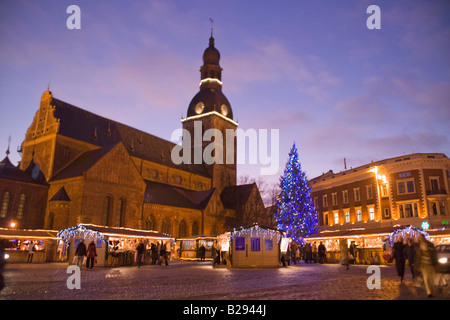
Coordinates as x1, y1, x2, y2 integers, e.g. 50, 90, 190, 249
0, 228, 59, 240
78, 224, 174, 240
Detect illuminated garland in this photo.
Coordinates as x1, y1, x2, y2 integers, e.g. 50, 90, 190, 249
57, 225, 107, 245
383, 225, 430, 247
230, 224, 283, 243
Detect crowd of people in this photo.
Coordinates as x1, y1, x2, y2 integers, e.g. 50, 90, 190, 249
281, 241, 328, 266
391, 234, 445, 298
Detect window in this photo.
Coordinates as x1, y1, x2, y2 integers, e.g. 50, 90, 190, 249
397, 179, 415, 194
0, 191, 10, 218
145, 216, 156, 230
251, 238, 260, 251
384, 208, 390, 219
323, 195, 328, 208
115, 198, 125, 227
324, 214, 329, 226
366, 185, 373, 199
399, 203, 418, 218
345, 211, 350, 223
179, 220, 187, 238
381, 184, 388, 197
161, 218, 170, 235
440, 202, 447, 215
332, 193, 338, 206
192, 221, 199, 236
356, 209, 362, 222
369, 207, 375, 221
313, 197, 318, 208
17, 194, 26, 219
103, 196, 112, 226
265, 239, 273, 251
354, 188, 360, 202
334, 212, 339, 225
342, 190, 348, 204
430, 177, 439, 191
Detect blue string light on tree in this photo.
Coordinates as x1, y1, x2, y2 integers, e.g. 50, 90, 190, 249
275, 143, 318, 243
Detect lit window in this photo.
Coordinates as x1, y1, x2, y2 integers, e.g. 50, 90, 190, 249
369, 207, 375, 220
334, 212, 339, 225
356, 209, 362, 222
345, 211, 350, 223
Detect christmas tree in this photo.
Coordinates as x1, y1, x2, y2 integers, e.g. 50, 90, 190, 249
276, 143, 318, 242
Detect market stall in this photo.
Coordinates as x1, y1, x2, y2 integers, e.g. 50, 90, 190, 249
58, 224, 175, 267
305, 225, 450, 265
217, 224, 287, 268
0, 228, 60, 263
176, 236, 217, 261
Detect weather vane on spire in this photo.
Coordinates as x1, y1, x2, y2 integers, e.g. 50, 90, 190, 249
210, 18, 214, 37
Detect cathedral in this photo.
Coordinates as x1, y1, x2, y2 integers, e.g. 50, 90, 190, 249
0, 35, 270, 236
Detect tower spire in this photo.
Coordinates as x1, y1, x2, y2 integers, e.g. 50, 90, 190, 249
210, 18, 214, 37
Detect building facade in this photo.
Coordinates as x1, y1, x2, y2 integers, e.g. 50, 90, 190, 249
0, 35, 268, 235
310, 153, 450, 232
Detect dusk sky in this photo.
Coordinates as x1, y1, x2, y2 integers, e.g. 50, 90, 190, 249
0, 0, 449, 190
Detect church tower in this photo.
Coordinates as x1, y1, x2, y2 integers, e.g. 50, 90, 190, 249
182, 33, 237, 193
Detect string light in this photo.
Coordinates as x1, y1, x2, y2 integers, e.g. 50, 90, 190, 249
57, 225, 107, 245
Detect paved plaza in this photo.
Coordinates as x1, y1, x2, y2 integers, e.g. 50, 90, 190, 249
1, 261, 449, 300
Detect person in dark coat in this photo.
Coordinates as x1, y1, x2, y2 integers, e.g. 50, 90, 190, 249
136, 241, 145, 268
151, 243, 157, 265
304, 243, 312, 263
159, 242, 168, 266
403, 238, 417, 280
74, 240, 87, 267
318, 242, 327, 264
392, 236, 406, 282
86, 241, 97, 269
198, 245, 206, 262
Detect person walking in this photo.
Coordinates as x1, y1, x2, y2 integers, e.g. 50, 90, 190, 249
86, 241, 97, 269
160, 242, 168, 266
304, 243, 312, 263
136, 241, 145, 268
340, 239, 350, 270
392, 236, 406, 282
198, 244, 206, 262
349, 241, 357, 264
27, 241, 35, 263
151, 243, 157, 265
416, 234, 438, 298
74, 240, 87, 268
404, 238, 417, 280
291, 242, 298, 265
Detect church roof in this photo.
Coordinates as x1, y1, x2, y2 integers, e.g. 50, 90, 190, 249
50, 145, 113, 181
0, 155, 47, 185
49, 186, 71, 201
144, 180, 215, 210
50, 97, 209, 178
220, 183, 256, 210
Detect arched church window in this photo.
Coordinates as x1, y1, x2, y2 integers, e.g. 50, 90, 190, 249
17, 193, 26, 219
179, 220, 187, 238
161, 217, 170, 235
192, 221, 199, 236
116, 198, 125, 227
0, 191, 10, 218
103, 196, 113, 226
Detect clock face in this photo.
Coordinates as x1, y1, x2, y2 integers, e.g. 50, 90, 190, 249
221, 104, 228, 116
195, 102, 205, 114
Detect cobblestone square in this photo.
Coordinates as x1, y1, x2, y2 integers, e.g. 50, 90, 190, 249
1, 261, 448, 300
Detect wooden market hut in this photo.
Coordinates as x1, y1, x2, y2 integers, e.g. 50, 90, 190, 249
217, 224, 286, 268
0, 228, 59, 263
58, 224, 175, 267
176, 235, 217, 260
